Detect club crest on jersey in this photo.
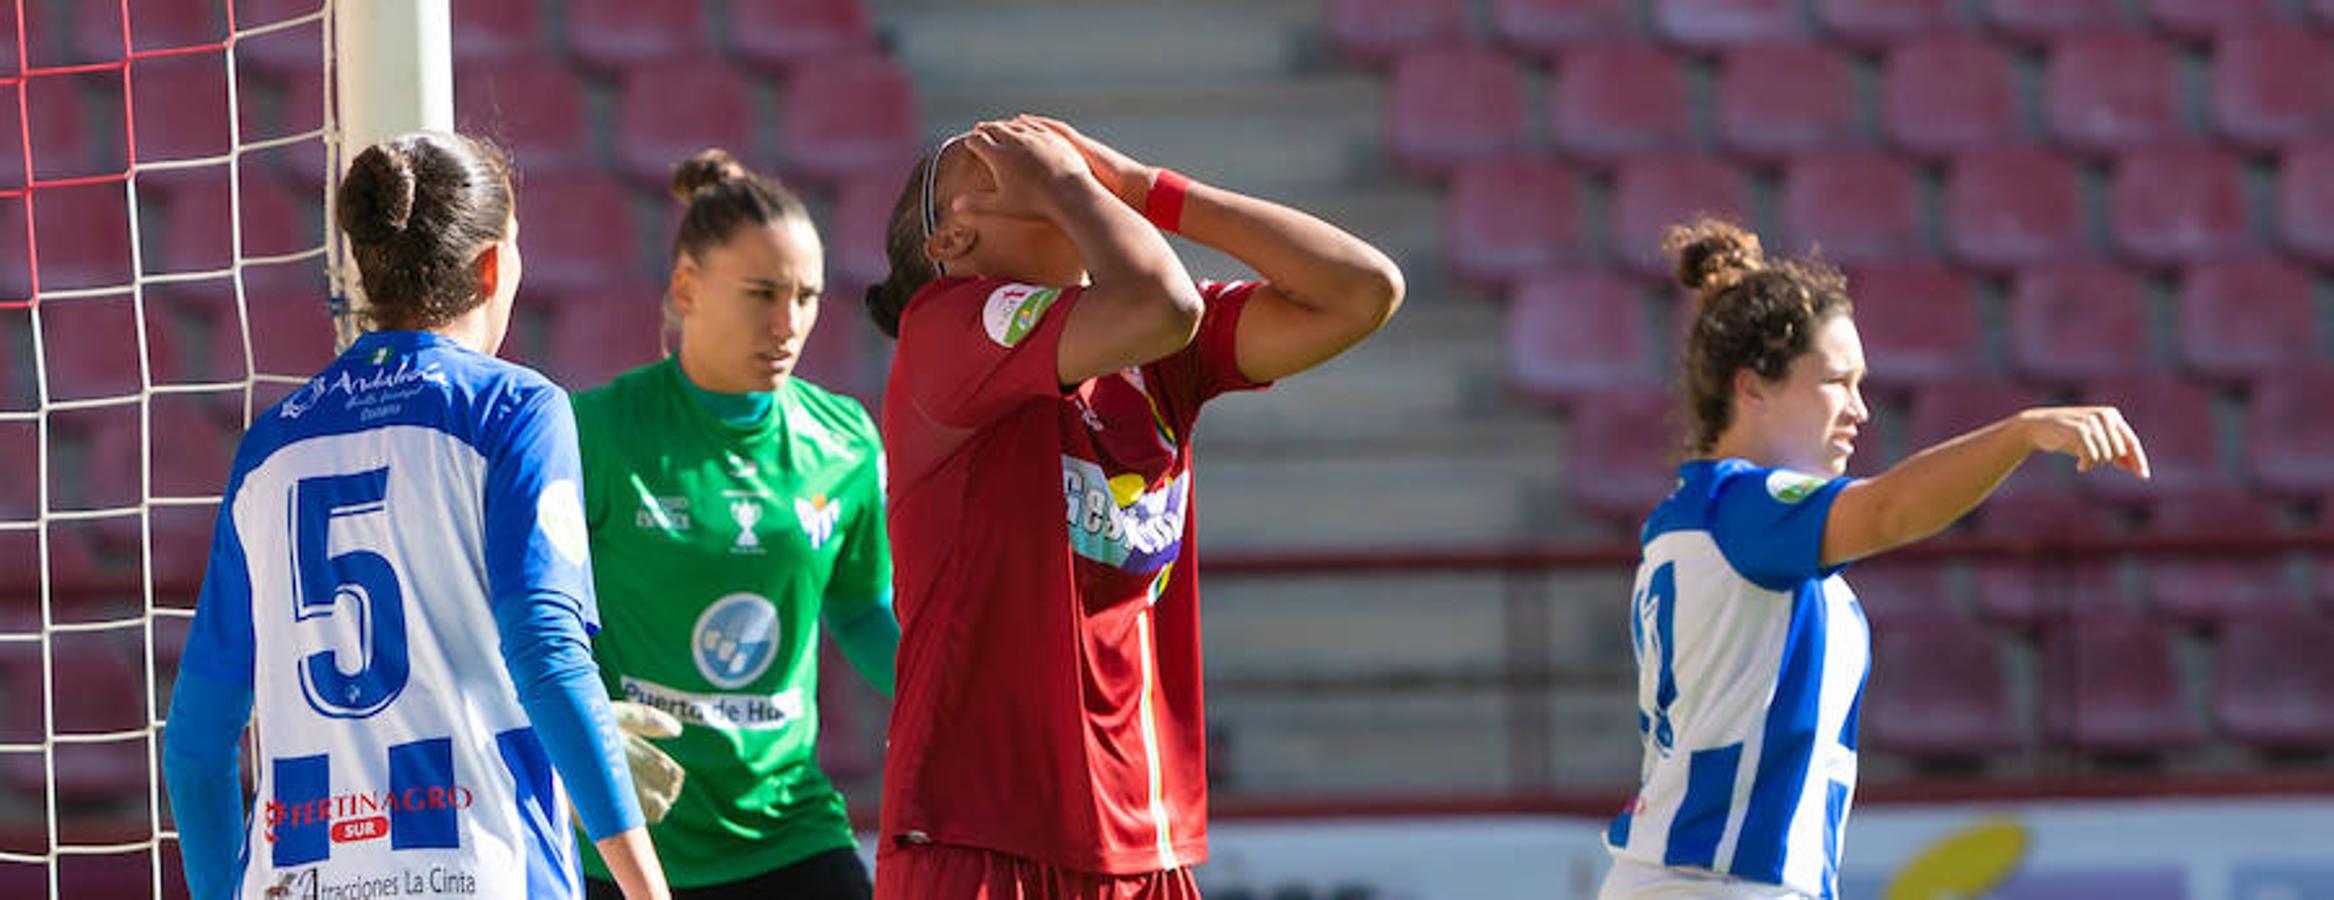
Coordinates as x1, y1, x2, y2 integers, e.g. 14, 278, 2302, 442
982, 283, 1062, 347
1767, 470, 1827, 504
795, 496, 842, 550
693, 592, 780, 689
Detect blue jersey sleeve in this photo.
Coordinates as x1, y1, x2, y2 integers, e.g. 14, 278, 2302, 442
1708, 463, 1853, 592
481, 382, 643, 840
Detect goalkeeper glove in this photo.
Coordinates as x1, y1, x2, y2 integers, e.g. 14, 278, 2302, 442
610, 701, 686, 824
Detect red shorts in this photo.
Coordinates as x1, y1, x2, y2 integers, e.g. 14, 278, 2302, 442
874, 843, 1202, 900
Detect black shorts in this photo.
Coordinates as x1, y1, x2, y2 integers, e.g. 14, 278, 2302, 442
585, 846, 873, 900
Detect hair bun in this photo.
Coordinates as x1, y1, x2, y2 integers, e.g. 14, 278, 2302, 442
1663, 215, 1765, 294
338, 144, 417, 245
669, 148, 752, 204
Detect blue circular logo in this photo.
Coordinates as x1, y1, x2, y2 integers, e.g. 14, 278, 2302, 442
692, 593, 779, 689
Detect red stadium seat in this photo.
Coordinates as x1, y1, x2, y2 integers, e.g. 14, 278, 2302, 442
1980, 0, 2129, 42
2214, 611, 2334, 751
0, 642, 152, 803
1842, 263, 1980, 384
149, 170, 314, 273
777, 55, 922, 184
1973, 560, 2121, 628
2042, 614, 2204, 754
1946, 149, 2086, 268
1717, 42, 1858, 160
732, 0, 878, 72
567, 0, 707, 69
29, 185, 135, 295
148, 392, 238, 500
450, 0, 543, 63
2209, 28, 2334, 148
270, 69, 332, 189
38, 299, 152, 404
1610, 155, 1752, 275
1551, 43, 1694, 163
2175, 258, 2315, 380
240, 267, 338, 378
1971, 485, 2123, 542
614, 60, 754, 185
828, 173, 901, 292
1505, 270, 1655, 402
1325, 0, 1473, 67
1386, 47, 1529, 176
2004, 260, 2148, 383
1779, 152, 1923, 264
129, 52, 233, 163
2150, 556, 2304, 627
1883, 36, 2020, 157
1846, 559, 1952, 631
1564, 387, 1680, 524
1491, 0, 1640, 56
2277, 142, 2334, 263
1651, 0, 1805, 47
83, 0, 223, 58
2147, 485, 2273, 536
2247, 365, 2334, 495
0, 74, 88, 192
1443, 158, 1591, 287
542, 289, 665, 392
510, 172, 643, 293
1812, 0, 1962, 46
2045, 33, 2184, 153
1865, 615, 2023, 758
2078, 375, 2221, 502
2144, 0, 2285, 37
229, 0, 328, 77
454, 56, 594, 172
2109, 146, 2249, 264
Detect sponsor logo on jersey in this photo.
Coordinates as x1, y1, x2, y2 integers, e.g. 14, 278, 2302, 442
537, 478, 589, 566
636, 494, 694, 532
692, 592, 780, 688
1767, 470, 1827, 504
280, 356, 446, 420
263, 784, 476, 846
620, 676, 805, 732
981, 283, 1063, 348
1062, 457, 1186, 574
796, 495, 841, 550
729, 497, 765, 552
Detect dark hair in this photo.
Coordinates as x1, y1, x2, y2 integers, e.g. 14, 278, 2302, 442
864, 149, 945, 339
669, 148, 813, 264
1667, 216, 1855, 454
336, 131, 515, 331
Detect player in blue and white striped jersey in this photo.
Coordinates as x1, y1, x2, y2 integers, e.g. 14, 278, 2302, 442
1601, 218, 2150, 899
162, 133, 670, 900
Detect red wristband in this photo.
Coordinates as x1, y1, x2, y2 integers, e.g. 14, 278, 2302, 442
1144, 169, 1190, 233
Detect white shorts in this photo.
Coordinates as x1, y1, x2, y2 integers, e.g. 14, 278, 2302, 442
1598, 857, 1813, 900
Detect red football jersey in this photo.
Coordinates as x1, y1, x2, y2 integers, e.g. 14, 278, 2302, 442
878, 276, 1265, 875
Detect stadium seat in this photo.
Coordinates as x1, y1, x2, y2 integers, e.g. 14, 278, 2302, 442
1865, 614, 2024, 758
1779, 152, 1924, 264
1979, 0, 2129, 42
228, 0, 328, 77
2004, 260, 2148, 382
2078, 376, 2222, 502
2175, 257, 2315, 380
2150, 556, 2303, 627
2276, 142, 2334, 263
148, 392, 237, 500
511, 172, 642, 293
0, 642, 151, 804
1812, 0, 1963, 47
1564, 387, 1681, 524
1846, 558, 1953, 630
2042, 614, 2204, 754
827, 173, 900, 292
2044, 33, 2184, 153
1946, 149, 2086, 269
2209, 28, 2334, 149
732, 0, 877, 72
1883, 36, 2021, 157
1615, 155, 1745, 273
1841, 263, 1980, 384
0, 75, 89, 191
1491, 0, 1640, 56
2144, 0, 2286, 37
240, 273, 337, 378
1385, 47, 1529, 176
2214, 611, 2334, 751
777, 54, 922, 184
565, 0, 707, 70
37, 300, 149, 404
2247, 365, 2334, 495
614, 60, 755, 185
1443, 158, 1591, 288
1650, 0, 1805, 47
450, 0, 543, 63
1505, 270, 1655, 402
28, 185, 135, 295
81, 0, 221, 58
1716, 42, 1858, 160
1971, 485, 2123, 542
269, 70, 331, 189
1550, 43, 1694, 163
2109, 146, 2250, 264
542, 289, 665, 392
1609, 155, 1752, 275
128, 53, 233, 163
454, 56, 593, 172
2147, 484, 2273, 536
1325, 0, 1473, 67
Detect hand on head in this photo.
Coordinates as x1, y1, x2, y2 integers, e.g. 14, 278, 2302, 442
1025, 115, 1157, 210
949, 116, 1092, 222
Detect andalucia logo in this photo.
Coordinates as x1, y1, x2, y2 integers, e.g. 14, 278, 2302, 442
982, 283, 1063, 348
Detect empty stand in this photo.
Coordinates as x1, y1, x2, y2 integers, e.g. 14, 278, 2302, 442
1978, 0, 2127, 42
1718, 42, 1858, 159
2278, 142, 2334, 263
1491, 0, 1641, 55
2174, 257, 2316, 379
614, 60, 755, 185
1550, 43, 1694, 162
2042, 614, 2205, 755
1651, 0, 1805, 47
1563, 387, 1679, 524
1882, 35, 2021, 156
2109, 146, 2250, 264
1842, 263, 1982, 384
1947, 149, 2088, 268
731, 0, 878, 72
1505, 270, 1655, 401
2077, 375, 2223, 501
1866, 614, 2023, 758
1610, 155, 1752, 274
1443, 158, 1591, 287
2045, 33, 2184, 153
1779, 152, 1924, 264
2004, 260, 2147, 381
2208, 28, 2334, 148
450, 0, 543, 63
2213, 611, 2334, 751
1813, 0, 1962, 47
2246, 365, 2334, 495
2144, 0, 2287, 38
1387, 47, 1530, 176
777, 55, 924, 184
1325, 0, 1472, 66
454, 55, 593, 172
565, 0, 707, 70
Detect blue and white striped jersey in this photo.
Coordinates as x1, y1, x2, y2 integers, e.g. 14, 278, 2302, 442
1605, 459, 1871, 899
176, 330, 614, 899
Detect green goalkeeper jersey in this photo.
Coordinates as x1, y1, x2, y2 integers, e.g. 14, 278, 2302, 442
570, 358, 890, 888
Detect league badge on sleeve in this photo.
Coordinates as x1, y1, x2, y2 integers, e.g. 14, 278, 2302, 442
982, 283, 1063, 348
1767, 470, 1827, 504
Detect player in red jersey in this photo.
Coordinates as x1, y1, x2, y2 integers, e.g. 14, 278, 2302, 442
857, 115, 1403, 898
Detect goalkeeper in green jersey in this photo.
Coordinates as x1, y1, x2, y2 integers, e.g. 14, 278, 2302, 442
571, 149, 896, 900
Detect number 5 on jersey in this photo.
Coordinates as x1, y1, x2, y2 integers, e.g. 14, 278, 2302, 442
293, 468, 409, 719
